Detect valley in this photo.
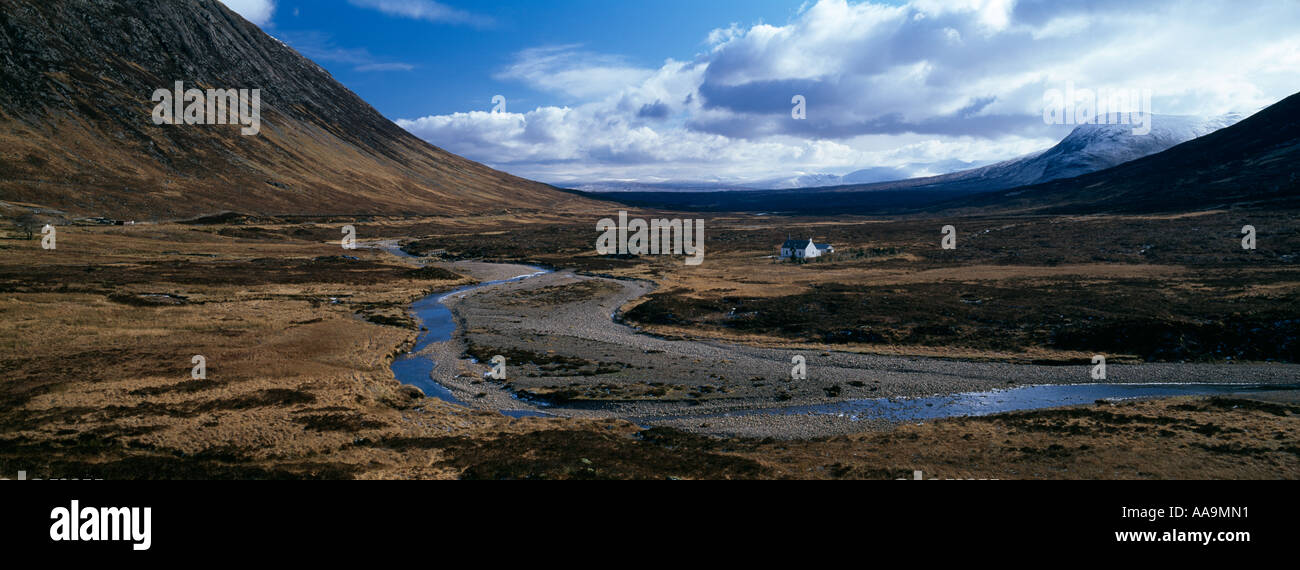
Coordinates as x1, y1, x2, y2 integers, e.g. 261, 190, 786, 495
1, 0, 1296, 484
3, 211, 1296, 479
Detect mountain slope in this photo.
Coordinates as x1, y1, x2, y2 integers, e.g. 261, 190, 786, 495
0, 0, 599, 219
937, 93, 1300, 214
1019, 114, 1241, 183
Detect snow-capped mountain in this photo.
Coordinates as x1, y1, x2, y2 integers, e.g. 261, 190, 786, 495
838, 166, 913, 185
945, 97, 1300, 214
748, 159, 986, 189
891, 113, 1244, 194
572, 159, 981, 192
755, 173, 849, 189
842, 159, 984, 185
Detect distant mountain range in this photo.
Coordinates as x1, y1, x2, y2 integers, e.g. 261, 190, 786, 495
582, 110, 1291, 215
756, 158, 994, 190
571, 159, 987, 193
579, 113, 1241, 195
839, 159, 986, 186
0, 0, 598, 219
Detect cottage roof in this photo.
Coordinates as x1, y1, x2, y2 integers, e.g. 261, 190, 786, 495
783, 238, 832, 250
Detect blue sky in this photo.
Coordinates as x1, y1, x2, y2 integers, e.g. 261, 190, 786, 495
221, 0, 1300, 186
260, 0, 812, 118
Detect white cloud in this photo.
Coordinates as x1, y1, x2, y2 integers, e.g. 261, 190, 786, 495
707, 23, 745, 47
495, 46, 657, 101
397, 0, 1300, 185
348, 0, 492, 27
219, 0, 275, 26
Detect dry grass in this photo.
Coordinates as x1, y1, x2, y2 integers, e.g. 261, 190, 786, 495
390, 209, 1299, 363
600, 211, 1300, 362
749, 396, 1300, 480
2, 215, 1296, 479
0, 223, 536, 478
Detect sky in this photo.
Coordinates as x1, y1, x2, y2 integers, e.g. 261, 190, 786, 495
220, 0, 1300, 186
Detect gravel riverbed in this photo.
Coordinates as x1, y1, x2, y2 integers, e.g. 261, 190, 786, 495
406, 260, 1300, 439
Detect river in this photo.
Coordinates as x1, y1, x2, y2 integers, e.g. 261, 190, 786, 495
376, 243, 1295, 426
378, 241, 551, 415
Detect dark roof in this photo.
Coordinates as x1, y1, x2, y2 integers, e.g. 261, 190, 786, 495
783, 238, 833, 249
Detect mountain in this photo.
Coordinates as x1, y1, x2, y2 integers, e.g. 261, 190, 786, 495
0, 0, 599, 219
572, 181, 754, 193
792, 160, 987, 187
573, 159, 981, 193
936, 93, 1300, 214
770, 159, 990, 188
571, 175, 860, 193
758, 173, 846, 190
921, 113, 1242, 192
584, 114, 1242, 214
838, 166, 914, 185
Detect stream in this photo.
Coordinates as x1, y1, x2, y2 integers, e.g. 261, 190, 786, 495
680, 382, 1300, 423
378, 242, 551, 415
377, 243, 1295, 425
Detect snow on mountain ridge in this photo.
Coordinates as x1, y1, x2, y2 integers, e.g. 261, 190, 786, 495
862, 113, 1248, 194
1032, 113, 1245, 182
572, 114, 1242, 194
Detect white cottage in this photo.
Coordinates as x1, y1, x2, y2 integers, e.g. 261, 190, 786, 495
780, 238, 834, 260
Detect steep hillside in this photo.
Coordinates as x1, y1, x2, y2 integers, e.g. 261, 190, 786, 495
0, 0, 600, 219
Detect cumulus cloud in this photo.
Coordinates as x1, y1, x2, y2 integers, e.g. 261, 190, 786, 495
397, 0, 1300, 185
219, 0, 275, 26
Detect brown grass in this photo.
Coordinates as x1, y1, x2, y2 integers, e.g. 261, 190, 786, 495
1, 214, 1296, 479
